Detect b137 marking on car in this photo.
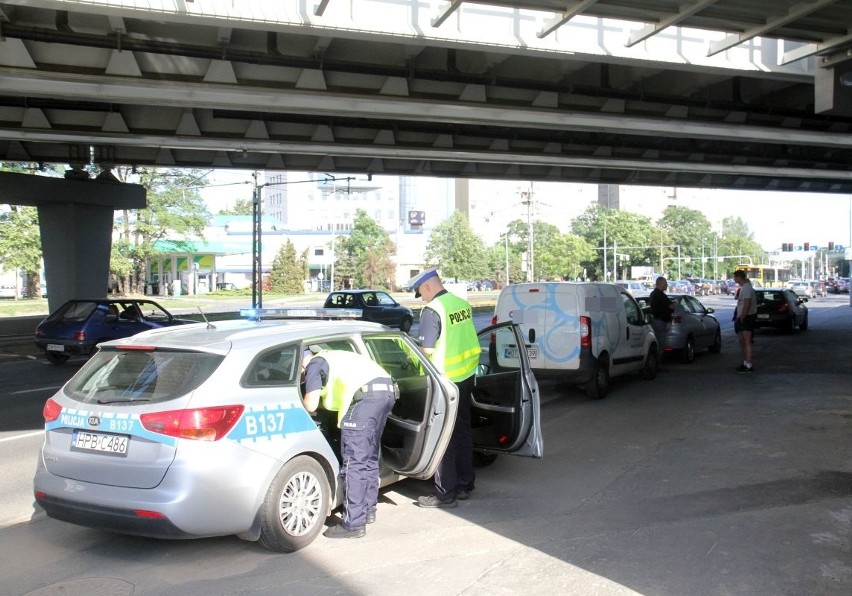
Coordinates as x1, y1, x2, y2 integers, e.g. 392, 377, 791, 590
229, 403, 316, 443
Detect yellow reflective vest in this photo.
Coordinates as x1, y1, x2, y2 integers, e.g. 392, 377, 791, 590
427, 292, 480, 382
317, 350, 391, 427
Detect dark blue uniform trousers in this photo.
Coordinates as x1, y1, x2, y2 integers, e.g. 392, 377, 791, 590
434, 375, 476, 499
339, 377, 396, 529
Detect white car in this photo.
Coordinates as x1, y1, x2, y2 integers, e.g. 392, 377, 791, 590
788, 281, 813, 299
33, 309, 542, 552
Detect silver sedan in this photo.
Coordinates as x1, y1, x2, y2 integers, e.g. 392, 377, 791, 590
638, 295, 722, 363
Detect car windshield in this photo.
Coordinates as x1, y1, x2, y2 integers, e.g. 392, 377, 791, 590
66, 348, 224, 405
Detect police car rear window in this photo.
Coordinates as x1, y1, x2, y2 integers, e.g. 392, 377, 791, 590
66, 348, 224, 405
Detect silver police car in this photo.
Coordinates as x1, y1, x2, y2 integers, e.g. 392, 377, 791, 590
34, 308, 542, 552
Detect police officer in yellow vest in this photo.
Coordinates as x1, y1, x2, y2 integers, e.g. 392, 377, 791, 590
302, 349, 397, 539
409, 268, 480, 508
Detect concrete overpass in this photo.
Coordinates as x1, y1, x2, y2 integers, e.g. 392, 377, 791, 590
1, 0, 851, 306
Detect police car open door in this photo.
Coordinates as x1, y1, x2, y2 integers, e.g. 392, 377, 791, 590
362, 333, 459, 480
473, 322, 543, 459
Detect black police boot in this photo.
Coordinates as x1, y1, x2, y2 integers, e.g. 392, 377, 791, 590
324, 524, 366, 539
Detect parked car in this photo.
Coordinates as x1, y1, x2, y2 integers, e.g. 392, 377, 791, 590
754, 288, 809, 333
615, 280, 652, 297
636, 294, 721, 363
0, 284, 18, 298
687, 278, 715, 296
34, 298, 194, 364
669, 280, 695, 295
788, 281, 813, 299
809, 280, 827, 297
838, 278, 850, 294
724, 279, 737, 295
323, 289, 414, 332
493, 282, 658, 399
33, 309, 542, 552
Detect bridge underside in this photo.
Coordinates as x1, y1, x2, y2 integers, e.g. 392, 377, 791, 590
0, 0, 851, 193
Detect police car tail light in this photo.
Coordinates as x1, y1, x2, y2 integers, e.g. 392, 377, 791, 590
43, 398, 62, 423
579, 316, 591, 347
140, 406, 245, 441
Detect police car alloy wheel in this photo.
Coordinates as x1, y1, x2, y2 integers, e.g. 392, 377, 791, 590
258, 456, 331, 553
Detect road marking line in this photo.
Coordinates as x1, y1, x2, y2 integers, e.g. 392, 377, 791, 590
0, 431, 43, 443
11, 386, 61, 395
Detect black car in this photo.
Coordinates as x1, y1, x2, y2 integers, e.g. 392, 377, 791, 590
754, 288, 809, 333
34, 298, 195, 364
323, 290, 414, 332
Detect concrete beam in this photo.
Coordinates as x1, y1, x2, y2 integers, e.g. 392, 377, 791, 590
0, 171, 146, 209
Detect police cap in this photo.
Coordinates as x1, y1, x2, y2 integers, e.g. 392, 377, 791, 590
408, 268, 439, 298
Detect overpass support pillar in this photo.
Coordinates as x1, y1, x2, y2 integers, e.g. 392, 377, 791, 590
0, 171, 146, 312
37, 203, 114, 310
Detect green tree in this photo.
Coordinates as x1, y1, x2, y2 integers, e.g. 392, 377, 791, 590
0, 163, 63, 298
333, 209, 395, 289
657, 206, 715, 276
721, 216, 754, 241
486, 236, 523, 286
112, 167, 210, 294
268, 239, 308, 294
425, 211, 488, 282
218, 198, 253, 215
571, 205, 657, 280
537, 234, 597, 281
0, 206, 42, 298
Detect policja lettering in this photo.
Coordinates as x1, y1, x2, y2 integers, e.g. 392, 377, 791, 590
448, 307, 472, 325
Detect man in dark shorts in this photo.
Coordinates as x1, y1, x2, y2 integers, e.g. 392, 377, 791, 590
733, 270, 757, 373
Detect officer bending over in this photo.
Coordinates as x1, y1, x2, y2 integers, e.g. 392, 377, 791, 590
302, 349, 397, 539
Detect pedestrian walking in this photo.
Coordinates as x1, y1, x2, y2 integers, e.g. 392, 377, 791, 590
302, 349, 397, 538
408, 268, 480, 508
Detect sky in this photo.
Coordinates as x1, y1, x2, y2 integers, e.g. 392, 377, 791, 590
200, 170, 852, 254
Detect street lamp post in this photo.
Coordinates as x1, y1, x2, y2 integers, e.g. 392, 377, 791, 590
252, 172, 262, 308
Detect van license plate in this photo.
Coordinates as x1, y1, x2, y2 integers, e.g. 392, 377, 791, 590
504, 347, 538, 359
71, 430, 129, 456
46, 344, 64, 352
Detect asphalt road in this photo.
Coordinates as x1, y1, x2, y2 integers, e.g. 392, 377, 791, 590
1, 294, 850, 596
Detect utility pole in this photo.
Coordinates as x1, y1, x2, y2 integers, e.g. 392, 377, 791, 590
520, 185, 535, 282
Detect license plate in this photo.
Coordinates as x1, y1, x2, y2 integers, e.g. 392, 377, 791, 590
71, 430, 129, 457
46, 344, 64, 352
504, 346, 538, 359
757, 314, 769, 320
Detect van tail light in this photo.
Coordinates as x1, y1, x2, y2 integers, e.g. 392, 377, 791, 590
43, 398, 62, 423
73, 331, 86, 341
580, 316, 591, 348
140, 406, 245, 441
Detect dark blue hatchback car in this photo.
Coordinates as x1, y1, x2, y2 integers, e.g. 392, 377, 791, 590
34, 298, 194, 364
323, 289, 414, 332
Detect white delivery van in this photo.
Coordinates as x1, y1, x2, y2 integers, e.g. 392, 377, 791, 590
493, 282, 659, 399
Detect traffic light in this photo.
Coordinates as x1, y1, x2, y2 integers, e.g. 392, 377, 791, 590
804, 242, 810, 251
829, 241, 834, 250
